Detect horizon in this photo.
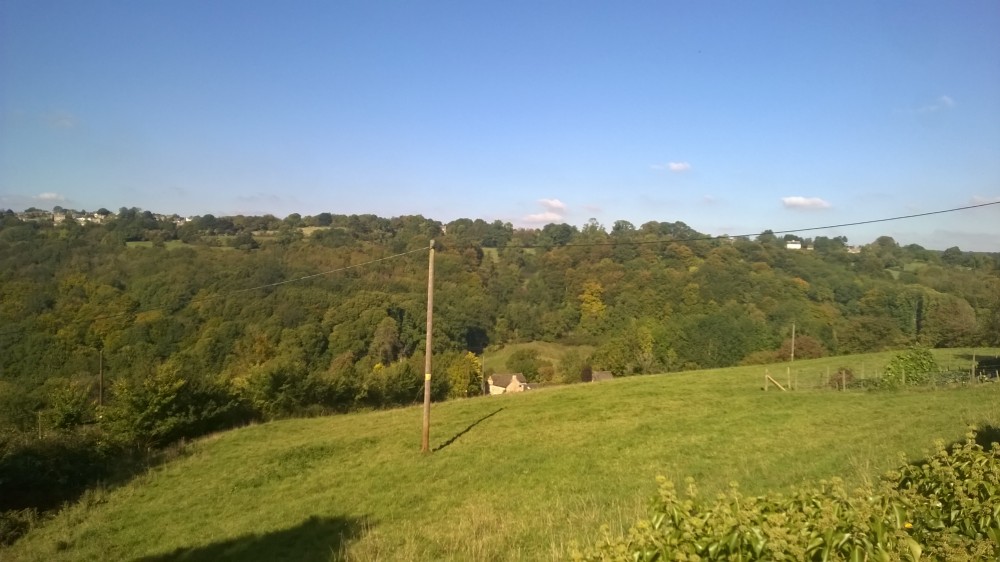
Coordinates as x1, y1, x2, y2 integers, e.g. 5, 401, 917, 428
2, 1, 999, 251
7, 201, 999, 253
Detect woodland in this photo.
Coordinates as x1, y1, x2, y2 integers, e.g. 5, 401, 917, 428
0, 208, 999, 531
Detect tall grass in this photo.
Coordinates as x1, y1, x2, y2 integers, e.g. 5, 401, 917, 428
5, 348, 999, 561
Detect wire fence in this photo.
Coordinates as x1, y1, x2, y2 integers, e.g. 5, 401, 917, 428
763, 360, 1000, 392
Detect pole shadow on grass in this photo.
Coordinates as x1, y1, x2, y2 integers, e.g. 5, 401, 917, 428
133, 515, 369, 562
433, 408, 504, 452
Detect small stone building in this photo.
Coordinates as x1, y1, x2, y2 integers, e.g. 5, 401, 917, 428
487, 373, 528, 395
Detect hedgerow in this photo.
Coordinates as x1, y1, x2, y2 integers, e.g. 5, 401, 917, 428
573, 431, 999, 561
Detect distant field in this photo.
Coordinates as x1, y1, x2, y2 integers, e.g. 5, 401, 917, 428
6, 348, 1000, 562
482, 247, 535, 264
299, 226, 331, 236
124, 240, 188, 250
483, 341, 596, 376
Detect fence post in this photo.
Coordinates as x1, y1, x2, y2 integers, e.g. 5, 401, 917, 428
841, 370, 846, 391
764, 369, 768, 391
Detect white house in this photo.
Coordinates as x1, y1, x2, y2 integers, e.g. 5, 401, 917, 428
487, 373, 528, 395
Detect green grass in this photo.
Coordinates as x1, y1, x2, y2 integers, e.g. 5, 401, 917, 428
483, 341, 595, 375
125, 240, 188, 250
6, 348, 1000, 561
903, 261, 930, 272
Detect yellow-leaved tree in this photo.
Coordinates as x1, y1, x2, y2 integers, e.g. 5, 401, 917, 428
578, 280, 606, 334
446, 352, 482, 398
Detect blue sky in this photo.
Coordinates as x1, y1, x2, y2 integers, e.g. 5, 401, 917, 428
2, 0, 998, 250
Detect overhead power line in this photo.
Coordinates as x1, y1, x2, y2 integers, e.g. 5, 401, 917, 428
1, 201, 995, 337
510, 201, 1000, 248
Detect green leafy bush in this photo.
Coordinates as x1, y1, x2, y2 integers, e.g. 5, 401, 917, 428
573, 431, 999, 561
882, 348, 938, 388
104, 365, 252, 449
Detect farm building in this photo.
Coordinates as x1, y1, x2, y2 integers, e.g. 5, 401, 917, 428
488, 373, 528, 395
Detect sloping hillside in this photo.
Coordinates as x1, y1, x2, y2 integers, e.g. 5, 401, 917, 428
6, 349, 999, 561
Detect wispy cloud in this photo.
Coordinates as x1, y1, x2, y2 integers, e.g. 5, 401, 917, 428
917, 95, 955, 114
970, 195, 1000, 205
651, 162, 692, 173
538, 198, 566, 212
36, 192, 66, 202
524, 211, 563, 223
523, 198, 568, 224
44, 111, 79, 129
782, 196, 831, 210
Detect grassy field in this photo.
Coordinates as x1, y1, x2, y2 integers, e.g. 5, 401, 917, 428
5, 348, 1000, 562
482, 341, 596, 376
125, 240, 188, 250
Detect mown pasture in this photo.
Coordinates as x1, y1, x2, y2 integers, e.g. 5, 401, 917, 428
5, 348, 999, 561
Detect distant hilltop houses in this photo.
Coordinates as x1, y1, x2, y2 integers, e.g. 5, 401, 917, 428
0, 208, 952, 260
782, 239, 862, 254
10, 207, 193, 226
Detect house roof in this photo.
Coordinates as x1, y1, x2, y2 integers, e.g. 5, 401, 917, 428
592, 371, 614, 381
489, 373, 526, 387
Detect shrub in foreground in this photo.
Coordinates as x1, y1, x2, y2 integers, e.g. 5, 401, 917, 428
574, 431, 999, 561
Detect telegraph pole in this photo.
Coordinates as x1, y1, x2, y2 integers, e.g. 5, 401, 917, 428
98, 348, 104, 407
790, 322, 796, 362
421, 240, 435, 453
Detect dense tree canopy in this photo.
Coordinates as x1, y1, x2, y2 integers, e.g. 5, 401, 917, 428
1, 208, 998, 438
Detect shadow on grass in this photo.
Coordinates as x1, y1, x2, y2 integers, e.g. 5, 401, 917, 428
970, 425, 1000, 450
433, 408, 504, 452
914, 425, 1000, 465
134, 515, 369, 562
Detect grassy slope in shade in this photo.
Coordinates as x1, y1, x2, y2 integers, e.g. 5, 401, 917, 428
482, 341, 596, 377
5, 348, 1000, 562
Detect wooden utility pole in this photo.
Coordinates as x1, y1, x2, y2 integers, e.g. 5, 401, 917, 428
790, 322, 796, 362
421, 240, 435, 453
98, 348, 104, 407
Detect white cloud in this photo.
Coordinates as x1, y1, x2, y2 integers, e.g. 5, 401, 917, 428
917, 95, 956, 113
522, 198, 569, 224
651, 162, 692, 172
524, 211, 564, 223
538, 198, 566, 212
36, 192, 66, 202
970, 195, 1000, 205
781, 196, 831, 210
